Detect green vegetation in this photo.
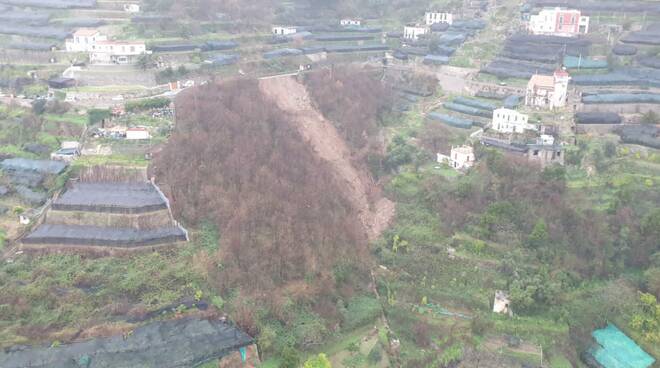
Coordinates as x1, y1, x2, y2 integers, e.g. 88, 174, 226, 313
0, 250, 203, 348
304, 353, 332, 368
125, 97, 171, 113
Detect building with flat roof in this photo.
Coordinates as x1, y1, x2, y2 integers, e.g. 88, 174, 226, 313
90, 40, 147, 64
492, 108, 535, 134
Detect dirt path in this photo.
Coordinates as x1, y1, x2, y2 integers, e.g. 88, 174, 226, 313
259, 76, 395, 241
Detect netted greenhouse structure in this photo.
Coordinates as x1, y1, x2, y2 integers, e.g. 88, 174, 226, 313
482, 34, 591, 79
575, 112, 622, 124
582, 92, 660, 104
616, 125, 660, 149
427, 112, 474, 129
612, 44, 638, 56
0, 317, 254, 368
22, 180, 189, 251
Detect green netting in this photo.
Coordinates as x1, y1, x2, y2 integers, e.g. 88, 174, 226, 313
564, 55, 608, 69
590, 324, 655, 368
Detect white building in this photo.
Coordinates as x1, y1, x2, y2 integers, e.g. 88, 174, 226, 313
126, 127, 150, 140
425, 12, 453, 25
65, 28, 107, 52
272, 26, 297, 36
493, 290, 511, 315
528, 7, 589, 37
90, 40, 147, 64
437, 145, 475, 170
340, 19, 361, 26
123, 3, 140, 13
403, 25, 429, 41
491, 108, 536, 134
525, 69, 570, 109
537, 134, 555, 145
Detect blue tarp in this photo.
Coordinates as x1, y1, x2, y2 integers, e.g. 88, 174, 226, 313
589, 324, 655, 368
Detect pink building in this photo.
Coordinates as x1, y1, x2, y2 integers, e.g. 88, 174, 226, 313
528, 7, 589, 37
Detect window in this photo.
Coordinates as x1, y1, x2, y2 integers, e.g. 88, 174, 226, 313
130, 46, 135, 52
533, 150, 539, 156
559, 16, 563, 24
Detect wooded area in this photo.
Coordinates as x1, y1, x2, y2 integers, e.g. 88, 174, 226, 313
154, 78, 369, 299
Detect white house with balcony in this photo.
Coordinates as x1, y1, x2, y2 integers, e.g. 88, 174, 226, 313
403, 25, 429, 41
425, 12, 453, 25
65, 28, 107, 52
491, 108, 536, 134
90, 40, 147, 64
272, 26, 297, 36
437, 145, 476, 171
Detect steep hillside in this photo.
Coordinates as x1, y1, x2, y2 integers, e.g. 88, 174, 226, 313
259, 76, 394, 240
153, 75, 393, 297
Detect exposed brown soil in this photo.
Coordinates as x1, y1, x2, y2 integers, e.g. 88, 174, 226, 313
259, 76, 395, 241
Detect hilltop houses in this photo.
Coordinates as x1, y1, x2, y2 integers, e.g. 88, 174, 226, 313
65, 28, 107, 52
492, 108, 536, 134
528, 7, 589, 37
425, 11, 453, 25
525, 69, 570, 109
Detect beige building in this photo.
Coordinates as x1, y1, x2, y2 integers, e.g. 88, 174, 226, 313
525, 70, 570, 109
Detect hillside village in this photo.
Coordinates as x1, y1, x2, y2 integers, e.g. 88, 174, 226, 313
0, 0, 659, 368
